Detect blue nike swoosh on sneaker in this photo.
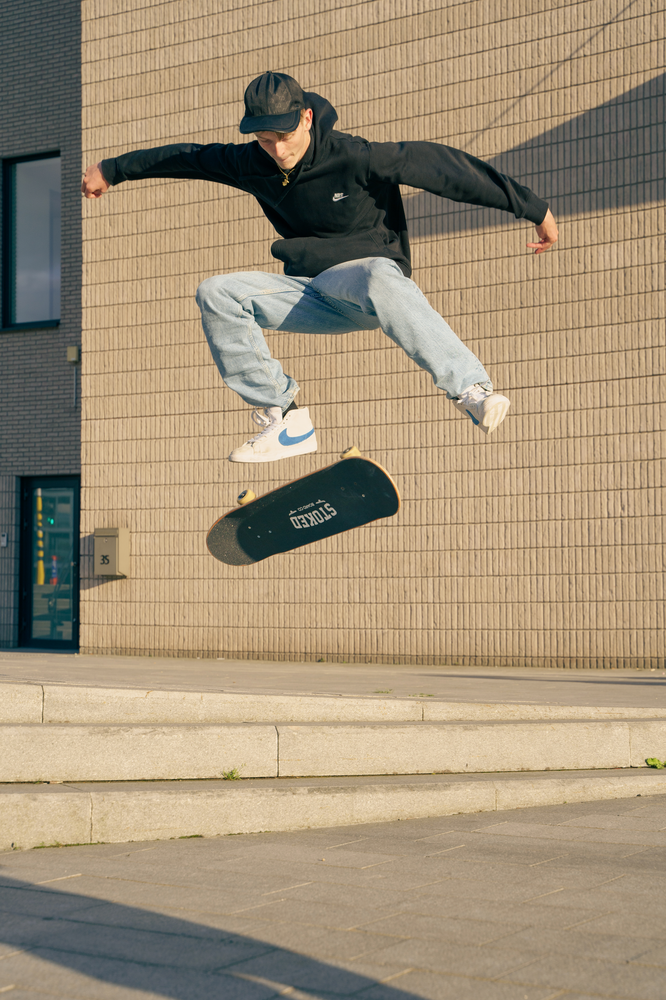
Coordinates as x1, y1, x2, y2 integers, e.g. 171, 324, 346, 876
278, 428, 316, 446
466, 410, 480, 425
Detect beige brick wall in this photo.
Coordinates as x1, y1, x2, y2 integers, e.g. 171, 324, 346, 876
80, 0, 665, 667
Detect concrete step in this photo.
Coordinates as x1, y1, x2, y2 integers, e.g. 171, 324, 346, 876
2, 770, 666, 851
3, 681, 666, 725
2, 718, 665, 782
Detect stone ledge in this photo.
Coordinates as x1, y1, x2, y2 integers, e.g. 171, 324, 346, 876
2, 770, 665, 851
0, 718, 664, 781
3, 680, 666, 725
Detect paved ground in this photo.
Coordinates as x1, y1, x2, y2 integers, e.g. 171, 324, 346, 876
1, 650, 665, 708
0, 794, 664, 999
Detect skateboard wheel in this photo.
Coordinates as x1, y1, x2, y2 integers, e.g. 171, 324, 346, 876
237, 489, 256, 506
341, 446, 362, 459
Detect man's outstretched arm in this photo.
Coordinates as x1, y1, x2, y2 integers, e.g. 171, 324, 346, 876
367, 140, 558, 255
81, 143, 247, 197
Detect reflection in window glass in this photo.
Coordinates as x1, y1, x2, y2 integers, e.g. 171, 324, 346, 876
31, 486, 74, 642
8, 156, 61, 324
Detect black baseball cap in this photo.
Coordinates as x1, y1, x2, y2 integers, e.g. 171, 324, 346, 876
239, 72, 306, 134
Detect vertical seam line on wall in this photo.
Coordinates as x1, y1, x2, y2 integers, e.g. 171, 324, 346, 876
275, 725, 280, 778
40, 686, 45, 724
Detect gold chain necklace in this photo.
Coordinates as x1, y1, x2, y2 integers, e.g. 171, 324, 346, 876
278, 165, 296, 186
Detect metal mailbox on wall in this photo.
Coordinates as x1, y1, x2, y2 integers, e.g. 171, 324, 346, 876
94, 527, 130, 577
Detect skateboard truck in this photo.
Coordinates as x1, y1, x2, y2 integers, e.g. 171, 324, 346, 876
238, 450, 360, 504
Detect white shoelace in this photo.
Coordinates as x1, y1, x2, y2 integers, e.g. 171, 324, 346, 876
247, 407, 281, 443
459, 383, 491, 404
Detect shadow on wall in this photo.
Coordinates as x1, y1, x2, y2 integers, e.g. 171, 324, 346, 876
404, 73, 665, 237
0, 872, 427, 999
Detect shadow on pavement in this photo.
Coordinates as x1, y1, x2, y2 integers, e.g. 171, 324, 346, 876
0, 872, 422, 998
417, 672, 666, 688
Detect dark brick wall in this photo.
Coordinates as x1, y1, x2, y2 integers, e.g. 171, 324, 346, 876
0, 0, 81, 477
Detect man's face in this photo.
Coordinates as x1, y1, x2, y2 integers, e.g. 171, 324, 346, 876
255, 109, 313, 170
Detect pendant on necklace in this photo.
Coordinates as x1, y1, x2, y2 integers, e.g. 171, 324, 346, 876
282, 177, 289, 186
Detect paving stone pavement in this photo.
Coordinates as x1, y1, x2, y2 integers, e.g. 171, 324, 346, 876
0, 794, 665, 999
1, 651, 665, 709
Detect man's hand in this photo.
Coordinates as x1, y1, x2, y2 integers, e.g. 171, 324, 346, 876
527, 208, 558, 255
81, 162, 110, 199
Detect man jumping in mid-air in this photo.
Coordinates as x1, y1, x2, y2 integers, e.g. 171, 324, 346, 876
82, 72, 558, 463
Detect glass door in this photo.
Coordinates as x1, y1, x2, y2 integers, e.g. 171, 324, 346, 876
19, 477, 80, 649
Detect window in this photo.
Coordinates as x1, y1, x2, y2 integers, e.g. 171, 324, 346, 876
2, 153, 61, 328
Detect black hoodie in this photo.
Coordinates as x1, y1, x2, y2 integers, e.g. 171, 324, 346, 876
101, 92, 548, 279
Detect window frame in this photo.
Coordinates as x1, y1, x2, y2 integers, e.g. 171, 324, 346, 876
1, 150, 62, 331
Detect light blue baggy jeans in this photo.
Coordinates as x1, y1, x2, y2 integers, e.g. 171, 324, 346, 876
195, 257, 491, 409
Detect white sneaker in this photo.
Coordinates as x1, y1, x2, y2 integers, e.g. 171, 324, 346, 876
229, 406, 318, 463
451, 384, 511, 435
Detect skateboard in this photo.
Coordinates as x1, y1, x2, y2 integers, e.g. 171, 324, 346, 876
206, 448, 400, 565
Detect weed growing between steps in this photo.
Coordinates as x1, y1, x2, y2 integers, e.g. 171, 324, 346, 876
646, 757, 666, 768
221, 767, 244, 780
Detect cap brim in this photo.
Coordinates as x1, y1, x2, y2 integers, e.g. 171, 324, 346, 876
239, 109, 301, 134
